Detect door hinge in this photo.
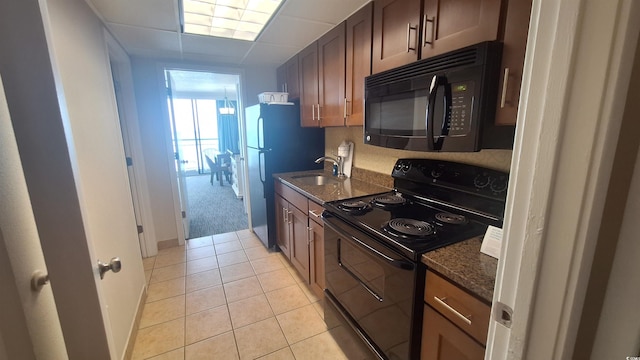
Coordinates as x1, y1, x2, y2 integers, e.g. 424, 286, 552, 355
126, 157, 133, 166
181, 211, 186, 219
137, 225, 143, 234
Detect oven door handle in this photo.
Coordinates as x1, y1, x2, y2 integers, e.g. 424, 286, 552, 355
324, 220, 415, 271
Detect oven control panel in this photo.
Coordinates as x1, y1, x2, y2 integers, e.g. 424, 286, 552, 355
392, 158, 509, 200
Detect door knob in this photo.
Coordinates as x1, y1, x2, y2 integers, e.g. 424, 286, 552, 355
98, 257, 122, 279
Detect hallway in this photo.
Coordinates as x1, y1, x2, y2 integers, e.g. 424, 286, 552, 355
133, 230, 372, 359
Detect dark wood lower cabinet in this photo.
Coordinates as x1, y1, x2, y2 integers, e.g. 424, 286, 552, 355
274, 180, 325, 295
289, 205, 310, 283
308, 209, 324, 298
421, 305, 485, 360
275, 194, 291, 260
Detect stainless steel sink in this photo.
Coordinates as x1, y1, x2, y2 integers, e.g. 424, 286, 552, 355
292, 174, 339, 186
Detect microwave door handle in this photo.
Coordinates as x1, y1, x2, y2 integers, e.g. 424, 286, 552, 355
436, 81, 453, 150
427, 75, 445, 150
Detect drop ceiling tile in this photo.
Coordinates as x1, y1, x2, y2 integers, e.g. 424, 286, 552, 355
108, 23, 181, 52
89, 0, 177, 31
126, 48, 184, 60
258, 16, 332, 49
242, 43, 299, 65
180, 52, 246, 66
279, 0, 370, 24
181, 34, 253, 58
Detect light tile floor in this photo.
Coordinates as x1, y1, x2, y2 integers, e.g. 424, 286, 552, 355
134, 229, 373, 360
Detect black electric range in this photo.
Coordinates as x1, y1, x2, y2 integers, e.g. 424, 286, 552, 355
322, 158, 508, 360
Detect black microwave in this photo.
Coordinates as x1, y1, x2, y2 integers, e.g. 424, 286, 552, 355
364, 41, 515, 152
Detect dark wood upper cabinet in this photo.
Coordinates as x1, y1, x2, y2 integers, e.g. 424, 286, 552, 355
276, 64, 286, 93
372, 0, 421, 74
372, 0, 502, 72
283, 0, 529, 126
494, 0, 532, 125
318, 23, 347, 127
345, 2, 373, 126
298, 42, 319, 127
421, 0, 502, 59
276, 56, 300, 99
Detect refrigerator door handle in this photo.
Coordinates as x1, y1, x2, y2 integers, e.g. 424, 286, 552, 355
257, 116, 264, 150
258, 149, 270, 197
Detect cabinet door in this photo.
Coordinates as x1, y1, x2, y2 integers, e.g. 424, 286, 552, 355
421, 305, 485, 360
308, 217, 324, 298
289, 205, 310, 282
318, 22, 346, 127
372, 0, 421, 74
275, 194, 291, 260
494, 0, 532, 125
285, 55, 300, 99
345, 2, 372, 126
299, 42, 319, 127
276, 64, 287, 93
421, 0, 502, 59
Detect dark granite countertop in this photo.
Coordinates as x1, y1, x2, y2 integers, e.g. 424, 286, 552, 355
421, 237, 497, 303
274, 170, 391, 204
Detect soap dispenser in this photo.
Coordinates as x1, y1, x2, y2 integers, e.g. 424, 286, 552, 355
337, 141, 354, 178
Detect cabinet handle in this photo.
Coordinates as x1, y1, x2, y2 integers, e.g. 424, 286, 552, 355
433, 296, 472, 325
406, 23, 418, 53
309, 209, 321, 218
317, 104, 321, 122
307, 226, 314, 244
282, 208, 287, 224
500, 68, 510, 108
423, 15, 435, 46
343, 98, 349, 119
311, 104, 316, 121
287, 210, 292, 224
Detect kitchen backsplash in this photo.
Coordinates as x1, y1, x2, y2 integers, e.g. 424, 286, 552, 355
325, 127, 513, 174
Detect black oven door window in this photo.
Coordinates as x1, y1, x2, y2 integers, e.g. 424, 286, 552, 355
324, 218, 416, 360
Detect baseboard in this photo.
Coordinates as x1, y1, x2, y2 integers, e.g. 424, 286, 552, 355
157, 238, 179, 250
123, 286, 147, 360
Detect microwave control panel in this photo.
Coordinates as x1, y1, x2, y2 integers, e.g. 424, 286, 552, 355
446, 81, 475, 136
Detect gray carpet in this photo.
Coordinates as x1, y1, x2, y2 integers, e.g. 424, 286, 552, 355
186, 174, 248, 238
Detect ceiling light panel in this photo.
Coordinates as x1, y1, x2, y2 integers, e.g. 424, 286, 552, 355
182, 0, 283, 41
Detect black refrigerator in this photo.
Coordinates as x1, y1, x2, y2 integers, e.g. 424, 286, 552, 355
245, 101, 324, 249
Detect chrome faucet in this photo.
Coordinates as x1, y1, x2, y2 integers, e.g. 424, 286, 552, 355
315, 156, 345, 178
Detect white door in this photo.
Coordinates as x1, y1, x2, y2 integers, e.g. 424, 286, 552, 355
0, 73, 67, 359
166, 72, 191, 239
111, 63, 147, 256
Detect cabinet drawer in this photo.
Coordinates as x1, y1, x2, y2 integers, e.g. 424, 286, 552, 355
274, 181, 308, 213
425, 271, 491, 345
308, 200, 323, 223
421, 305, 485, 360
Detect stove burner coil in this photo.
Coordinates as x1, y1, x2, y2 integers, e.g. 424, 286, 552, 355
338, 200, 371, 213
372, 195, 407, 207
385, 218, 434, 237
435, 212, 468, 225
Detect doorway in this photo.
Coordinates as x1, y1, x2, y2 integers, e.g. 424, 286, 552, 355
164, 69, 248, 239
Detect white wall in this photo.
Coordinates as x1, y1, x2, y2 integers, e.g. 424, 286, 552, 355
590, 139, 640, 358
130, 59, 275, 244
